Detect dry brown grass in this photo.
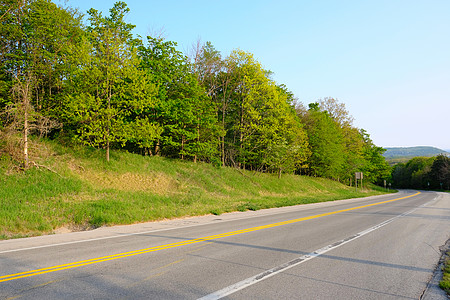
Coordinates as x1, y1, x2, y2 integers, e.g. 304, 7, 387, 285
71, 167, 179, 195
0, 129, 56, 170
0, 130, 23, 162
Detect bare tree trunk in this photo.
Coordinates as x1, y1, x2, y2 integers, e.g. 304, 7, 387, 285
220, 77, 231, 167
238, 96, 244, 169
106, 112, 110, 161
23, 98, 29, 169
16, 75, 31, 169
181, 135, 185, 160
221, 136, 225, 166
194, 123, 199, 163
106, 139, 110, 162
221, 89, 227, 167
221, 102, 226, 167
106, 82, 111, 162
155, 139, 160, 156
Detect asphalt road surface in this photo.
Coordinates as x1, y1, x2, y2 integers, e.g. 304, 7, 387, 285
1, 190, 449, 299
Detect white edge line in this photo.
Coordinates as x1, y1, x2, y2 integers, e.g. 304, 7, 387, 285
0, 192, 405, 254
198, 197, 436, 300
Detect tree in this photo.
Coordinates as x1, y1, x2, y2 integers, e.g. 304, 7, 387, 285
318, 97, 354, 128
138, 36, 220, 162
191, 40, 222, 98
391, 156, 435, 189
409, 157, 433, 188
262, 85, 309, 177
360, 130, 391, 185
191, 41, 230, 165
301, 103, 345, 179
430, 154, 450, 190
64, 2, 159, 161
317, 98, 366, 183
191, 48, 311, 174
0, 0, 83, 168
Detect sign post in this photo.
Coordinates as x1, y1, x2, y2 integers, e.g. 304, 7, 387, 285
355, 172, 363, 191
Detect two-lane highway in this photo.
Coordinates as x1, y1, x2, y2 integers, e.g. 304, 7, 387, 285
1, 190, 449, 299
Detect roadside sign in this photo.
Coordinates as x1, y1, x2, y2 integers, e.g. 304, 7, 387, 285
355, 172, 363, 191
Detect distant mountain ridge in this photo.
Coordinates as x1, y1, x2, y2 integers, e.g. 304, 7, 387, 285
383, 146, 449, 159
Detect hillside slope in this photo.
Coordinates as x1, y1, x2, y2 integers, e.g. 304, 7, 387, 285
0, 139, 387, 239
384, 146, 449, 159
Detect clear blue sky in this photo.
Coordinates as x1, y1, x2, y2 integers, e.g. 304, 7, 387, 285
62, 0, 450, 150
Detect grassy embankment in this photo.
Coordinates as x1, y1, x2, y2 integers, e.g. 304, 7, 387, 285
441, 251, 450, 295
0, 138, 389, 240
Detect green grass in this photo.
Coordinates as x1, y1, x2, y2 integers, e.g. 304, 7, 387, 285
0, 138, 389, 239
441, 251, 450, 295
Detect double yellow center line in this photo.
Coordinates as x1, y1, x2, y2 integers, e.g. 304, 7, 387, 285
0, 192, 421, 283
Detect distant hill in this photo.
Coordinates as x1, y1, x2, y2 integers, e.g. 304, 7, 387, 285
383, 146, 449, 159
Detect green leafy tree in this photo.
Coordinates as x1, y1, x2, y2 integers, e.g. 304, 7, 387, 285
248, 82, 309, 176
391, 162, 409, 188
138, 37, 220, 162
64, 2, 159, 161
360, 130, 391, 185
191, 41, 229, 165
318, 98, 364, 183
299, 98, 391, 185
392, 156, 435, 189
0, 0, 83, 167
301, 103, 345, 179
430, 154, 450, 190
409, 157, 434, 188
208, 50, 310, 174
263, 121, 310, 178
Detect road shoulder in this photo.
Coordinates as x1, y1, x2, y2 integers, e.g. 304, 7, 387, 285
422, 238, 450, 300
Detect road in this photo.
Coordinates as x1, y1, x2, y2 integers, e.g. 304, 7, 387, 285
1, 190, 449, 299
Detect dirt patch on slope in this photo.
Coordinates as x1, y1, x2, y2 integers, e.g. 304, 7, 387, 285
71, 167, 179, 194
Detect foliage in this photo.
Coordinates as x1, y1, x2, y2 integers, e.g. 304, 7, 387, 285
138, 36, 220, 162
300, 102, 345, 179
62, 2, 159, 161
297, 100, 390, 186
0, 0, 391, 184
0, 0, 83, 167
391, 154, 450, 190
226, 50, 309, 172
360, 129, 391, 185
430, 154, 450, 189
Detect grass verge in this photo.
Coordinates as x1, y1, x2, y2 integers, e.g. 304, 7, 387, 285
0, 138, 390, 240
440, 251, 450, 295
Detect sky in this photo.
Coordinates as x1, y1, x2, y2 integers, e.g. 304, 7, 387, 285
61, 0, 450, 150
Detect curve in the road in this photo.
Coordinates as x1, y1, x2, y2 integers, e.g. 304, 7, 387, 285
0, 191, 421, 283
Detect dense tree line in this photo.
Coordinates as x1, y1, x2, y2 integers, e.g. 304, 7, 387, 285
392, 155, 450, 190
0, 0, 390, 184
